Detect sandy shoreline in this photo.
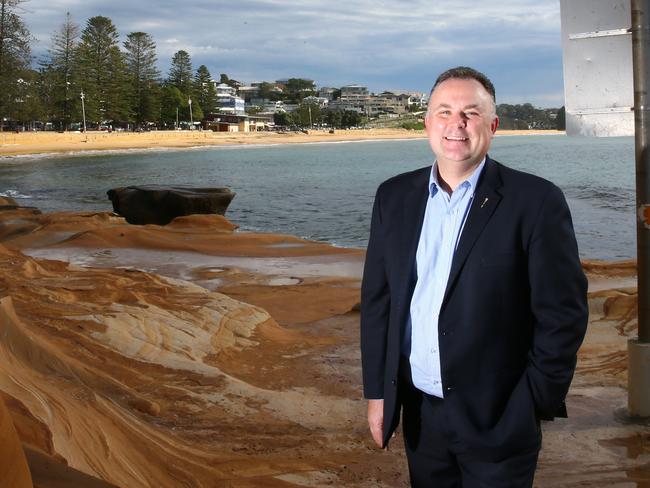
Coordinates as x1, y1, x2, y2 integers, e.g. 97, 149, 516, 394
0, 128, 565, 157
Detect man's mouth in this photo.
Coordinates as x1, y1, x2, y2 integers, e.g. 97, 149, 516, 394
444, 136, 468, 141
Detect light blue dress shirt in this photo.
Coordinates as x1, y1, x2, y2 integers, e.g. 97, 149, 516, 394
405, 158, 486, 398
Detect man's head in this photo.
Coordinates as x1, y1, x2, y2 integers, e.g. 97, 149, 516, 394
425, 66, 499, 172
429, 67, 496, 113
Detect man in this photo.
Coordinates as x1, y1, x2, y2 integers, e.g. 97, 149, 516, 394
360, 66, 588, 487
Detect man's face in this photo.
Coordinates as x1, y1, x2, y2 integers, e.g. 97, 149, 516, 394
425, 78, 499, 169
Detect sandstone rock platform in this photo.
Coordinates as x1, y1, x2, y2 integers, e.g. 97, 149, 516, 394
0, 204, 647, 487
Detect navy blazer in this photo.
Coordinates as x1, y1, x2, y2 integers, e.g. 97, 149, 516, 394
360, 156, 588, 459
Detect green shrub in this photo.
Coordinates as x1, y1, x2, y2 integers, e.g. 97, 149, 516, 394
401, 120, 424, 130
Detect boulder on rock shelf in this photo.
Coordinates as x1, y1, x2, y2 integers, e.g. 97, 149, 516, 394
106, 185, 236, 225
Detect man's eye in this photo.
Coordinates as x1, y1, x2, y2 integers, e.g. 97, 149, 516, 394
439, 110, 450, 116
466, 112, 479, 117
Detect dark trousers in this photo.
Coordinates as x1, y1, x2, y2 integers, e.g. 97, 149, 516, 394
401, 382, 539, 488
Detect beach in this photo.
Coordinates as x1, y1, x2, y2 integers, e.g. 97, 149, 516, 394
0, 193, 648, 487
0, 128, 564, 157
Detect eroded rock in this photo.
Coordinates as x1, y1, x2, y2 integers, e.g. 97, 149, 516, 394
107, 185, 235, 225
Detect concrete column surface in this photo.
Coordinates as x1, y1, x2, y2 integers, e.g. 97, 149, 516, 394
628, 339, 650, 417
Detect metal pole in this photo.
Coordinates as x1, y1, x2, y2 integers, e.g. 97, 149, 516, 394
632, 0, 650, 343
189, 98, 193, 129
629, 0, 650, 417
80, 90, 87, 142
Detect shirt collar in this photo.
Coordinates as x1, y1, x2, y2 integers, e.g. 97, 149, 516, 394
429, 157, 487, 197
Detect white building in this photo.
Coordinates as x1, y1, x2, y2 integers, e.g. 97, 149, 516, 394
263, 100, 286, 113
213, 83, 245, 115
408, 92, 428, 109
337, 84, 371, 112
238, 85, 260, 101
216, 83, 236, 97
371, 91, 410, 115
317, 87, 337, 100
340, 84, 369, 96
328, 99, 364, 113
217, 96, 245, 115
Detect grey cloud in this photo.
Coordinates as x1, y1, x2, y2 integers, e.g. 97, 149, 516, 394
21, 0, 564, 106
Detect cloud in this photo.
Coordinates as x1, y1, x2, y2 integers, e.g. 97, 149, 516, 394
21, 0, 564, 106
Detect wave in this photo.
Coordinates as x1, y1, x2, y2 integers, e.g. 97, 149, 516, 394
0, 146, 201, 161
565, 185, 634, 211
0, 189, 32, 199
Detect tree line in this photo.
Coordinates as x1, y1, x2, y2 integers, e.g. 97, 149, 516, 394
1, 1, 367, 132
273, 104, 363, 129
0, 1, 566, 132
497, 103, 565, 130
1, 2, 221, 131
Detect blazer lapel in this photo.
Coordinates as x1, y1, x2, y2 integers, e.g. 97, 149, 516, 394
396, 167, 430, 309
442, 158, 503, 305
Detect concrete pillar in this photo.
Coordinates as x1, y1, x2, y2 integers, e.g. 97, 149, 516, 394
628, 339, 650, 416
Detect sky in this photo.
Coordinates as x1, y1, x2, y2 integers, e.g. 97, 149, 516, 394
20, 0, 565, 107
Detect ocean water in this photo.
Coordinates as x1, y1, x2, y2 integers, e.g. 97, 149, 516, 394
0, 135, 636, 260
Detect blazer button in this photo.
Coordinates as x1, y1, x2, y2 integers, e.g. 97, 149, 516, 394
391, 379, 397, 386
445, 386, 454, 392
441, 330, 447, 336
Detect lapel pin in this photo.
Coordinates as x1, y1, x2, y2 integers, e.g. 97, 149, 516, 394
480, 197, 489, 208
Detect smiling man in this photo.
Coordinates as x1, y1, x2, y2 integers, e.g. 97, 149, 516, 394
360, 66, 588, 487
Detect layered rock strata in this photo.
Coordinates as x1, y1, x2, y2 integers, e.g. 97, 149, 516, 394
0, 203, 647, 487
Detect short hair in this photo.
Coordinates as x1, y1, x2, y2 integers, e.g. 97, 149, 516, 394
430, 66, 496, 103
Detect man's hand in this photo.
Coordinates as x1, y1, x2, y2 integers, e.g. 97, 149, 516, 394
367, 399, 384, 447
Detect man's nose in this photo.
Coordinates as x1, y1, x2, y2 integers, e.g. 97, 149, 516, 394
449, 112, 467, 127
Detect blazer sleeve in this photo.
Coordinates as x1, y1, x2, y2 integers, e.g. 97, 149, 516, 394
360, 185, 391, 399
525, 184, 589, 420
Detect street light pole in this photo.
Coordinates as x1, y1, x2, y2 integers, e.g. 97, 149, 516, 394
80, 90, 87, 142
65, 81, 71, 131
189, 97, 193, 129
15, 78, 26, 131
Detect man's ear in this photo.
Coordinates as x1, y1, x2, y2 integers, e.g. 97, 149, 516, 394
491, 115, 499, 134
